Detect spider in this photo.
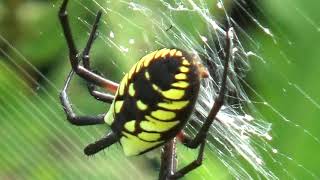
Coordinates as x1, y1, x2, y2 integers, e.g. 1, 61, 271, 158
58, 0, 232, 179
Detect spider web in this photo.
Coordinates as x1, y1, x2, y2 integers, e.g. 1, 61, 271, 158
0, 0, 319, 179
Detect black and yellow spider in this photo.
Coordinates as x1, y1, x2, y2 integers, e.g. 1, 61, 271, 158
58, 0, 232, 179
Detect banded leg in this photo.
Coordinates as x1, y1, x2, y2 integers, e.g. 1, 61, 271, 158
59, 0, 118, 94
180, 28, 233, 149
59, 70, 105, 126
82, 11, 115, 103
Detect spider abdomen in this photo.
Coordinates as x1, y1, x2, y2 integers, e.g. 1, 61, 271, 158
104, 48, 201, 156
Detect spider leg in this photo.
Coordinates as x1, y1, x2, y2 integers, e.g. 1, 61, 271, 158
159, 139, 177, 180
180, 28, 233, 149
81, 11, 115, 103
87, 81, 115, 103
59, 70, 105, 126
168, 141, 205, 179
84, 131, 120, 156
58, 0, 118, 94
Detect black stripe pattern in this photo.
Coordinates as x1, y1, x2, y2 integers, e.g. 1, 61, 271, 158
105, 48, 201, 156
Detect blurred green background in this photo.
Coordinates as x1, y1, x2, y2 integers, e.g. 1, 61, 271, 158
0, 0, 319, 179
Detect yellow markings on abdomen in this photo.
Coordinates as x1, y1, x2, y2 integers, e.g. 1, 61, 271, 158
145, 71, 150, 80
152, 84, 185, 100
120, 132, 163, 156
155, 48, 169, 59
152, 84, 160, 91
172, 81, 189, 88
145, 115, 158, 122
158, 100, 189, 110
124, 120, 136, 132
179, 66, 189, 73
128, 64, 136, 79
169, 49, 177, 56
161, 49, 171, 57
150, 110, 176, 120
128, 83, 135, 96
182, 59, 190, 66
175, 51, 183, 57
118, 74, 128, 96
137, 100, 148, 110
104, 101, 115, 125
143, 50, 158, 67
161, 88, 185, 100
175, 73, 187, 80
138, 132, 161, 141
140, 119, 179, 132
115, 100, 124, 113
135, 58, 145, 73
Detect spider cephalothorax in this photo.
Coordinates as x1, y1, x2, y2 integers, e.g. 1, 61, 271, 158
58, 0, 232, 179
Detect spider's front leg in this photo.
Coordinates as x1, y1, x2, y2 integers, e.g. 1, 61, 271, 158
81, 10, 115, 103
58, 0, 118, 97
180, 27, 233, 149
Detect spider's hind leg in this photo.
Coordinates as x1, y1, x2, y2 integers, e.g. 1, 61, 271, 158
158, 138, 205, 180
169, 141, 205, 179
159, 139, 177, 180
84, 131, 120, 156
